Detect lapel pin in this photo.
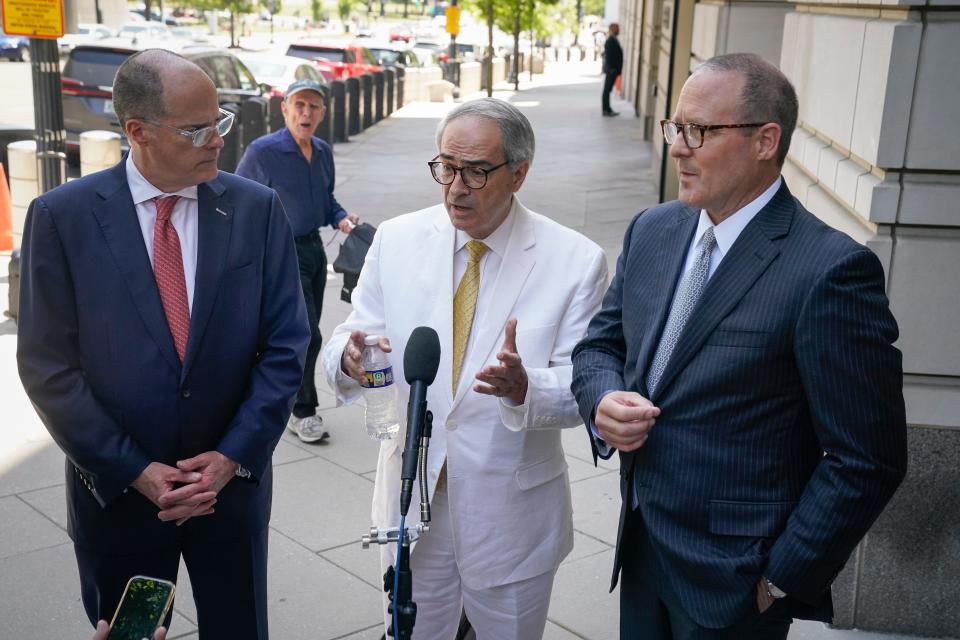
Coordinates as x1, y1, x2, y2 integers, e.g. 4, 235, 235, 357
216, 207, 229, 217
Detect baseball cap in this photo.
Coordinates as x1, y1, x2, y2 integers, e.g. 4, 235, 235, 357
285, 78, 328, 100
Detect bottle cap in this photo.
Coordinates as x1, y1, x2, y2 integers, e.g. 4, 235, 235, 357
363, 335, 381, 346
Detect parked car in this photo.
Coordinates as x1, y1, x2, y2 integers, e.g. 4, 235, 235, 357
388, 24, 412, 43
411, 40, 442, 64
285, 42, 381, 81
117, 22, 172, 42
58, 24, 114, 56
365, 44, 422, 69
61, 42, 263, 162
413, 40, 474, 62
236, 53, 328, 97
0, 32, 29, 62
169, 27, 209, 43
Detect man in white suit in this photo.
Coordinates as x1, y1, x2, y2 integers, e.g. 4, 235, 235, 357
321, 98, 608, 638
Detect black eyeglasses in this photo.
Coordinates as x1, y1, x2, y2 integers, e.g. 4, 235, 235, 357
428, 157, 509, 189
141, 108, 235, 147
660, 119, 767, 149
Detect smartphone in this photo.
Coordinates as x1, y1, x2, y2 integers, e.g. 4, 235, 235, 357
106, 575, 175, 640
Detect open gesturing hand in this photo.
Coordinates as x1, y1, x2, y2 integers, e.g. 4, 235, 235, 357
474, 318, 528, 405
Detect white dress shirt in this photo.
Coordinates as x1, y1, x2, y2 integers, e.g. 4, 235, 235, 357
453, 200, 525, 410
125, 153, 200, 313
592, 177, 783, 452
453, 200, 516, 373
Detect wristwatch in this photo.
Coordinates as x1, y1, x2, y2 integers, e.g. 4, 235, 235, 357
235, 465, 252, 480
765, 578, 787, 599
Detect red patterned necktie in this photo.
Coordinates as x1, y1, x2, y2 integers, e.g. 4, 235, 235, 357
152, 195, 190, 362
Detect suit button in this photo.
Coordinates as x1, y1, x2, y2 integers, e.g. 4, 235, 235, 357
181, 388, 191, 398
445, 420, 457, 431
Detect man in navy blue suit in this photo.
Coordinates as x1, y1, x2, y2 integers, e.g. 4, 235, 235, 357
17, 49, 309, 639
572, 53, 907, 639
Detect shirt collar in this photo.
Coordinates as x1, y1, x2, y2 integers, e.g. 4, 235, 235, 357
693, 176, 782, 257
454, 197, 517, 259
278, 126, 319, 154
125, 153, 199, 205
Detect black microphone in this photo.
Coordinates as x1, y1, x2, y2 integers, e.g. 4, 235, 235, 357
400, 326, 441, 517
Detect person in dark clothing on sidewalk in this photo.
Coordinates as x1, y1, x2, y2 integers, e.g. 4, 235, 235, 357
602, 23, 623, 116
237, 79, 360, 443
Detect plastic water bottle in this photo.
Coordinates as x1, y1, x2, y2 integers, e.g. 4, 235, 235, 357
360, 335, 400, 440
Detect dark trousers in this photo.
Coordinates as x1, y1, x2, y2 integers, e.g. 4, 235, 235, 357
619, 507, 792, 640
293, 231, 327, 419
602, 72, 619, 113
75, 527, 269, 639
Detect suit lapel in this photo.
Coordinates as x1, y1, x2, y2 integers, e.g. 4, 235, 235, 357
635, 208, 698, 395
452, 201, 535, 410
182, 178, 232, 380
650, 184, 795, 401
425, 209, 457, 405
91, 162, 181, 373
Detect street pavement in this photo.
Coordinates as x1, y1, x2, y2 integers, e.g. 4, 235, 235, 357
0, 59, 933, 639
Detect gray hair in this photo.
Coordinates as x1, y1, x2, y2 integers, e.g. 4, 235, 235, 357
435, 98, 535, 168
112, 49, 193, 127
694, 53, 798, 166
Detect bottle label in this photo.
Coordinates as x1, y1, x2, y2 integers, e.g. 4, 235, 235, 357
361, 366, 394, 389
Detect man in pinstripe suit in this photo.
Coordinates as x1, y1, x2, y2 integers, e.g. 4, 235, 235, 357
571, 53, 907, 639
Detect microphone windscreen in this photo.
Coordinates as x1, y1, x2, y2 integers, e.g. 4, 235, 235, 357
404, 326, 441, 385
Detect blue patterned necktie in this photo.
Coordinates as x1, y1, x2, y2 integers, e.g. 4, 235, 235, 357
647, 226, 717, 393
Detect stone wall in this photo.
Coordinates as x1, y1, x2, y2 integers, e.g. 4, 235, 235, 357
780, 5, 960, 633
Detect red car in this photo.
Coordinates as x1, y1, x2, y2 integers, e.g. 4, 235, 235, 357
389, 25, 412, 43
286, 42, 381, 81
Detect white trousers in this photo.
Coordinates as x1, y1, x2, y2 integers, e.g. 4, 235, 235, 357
383, 484, 556, 640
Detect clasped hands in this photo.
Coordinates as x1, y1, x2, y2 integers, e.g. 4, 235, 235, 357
132, 451, 238, 526
341, 318, 529, 405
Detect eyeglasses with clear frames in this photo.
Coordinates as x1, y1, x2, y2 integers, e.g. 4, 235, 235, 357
660, 119, 767, 149
141, 108, 235, 147
427, 157, 510, 189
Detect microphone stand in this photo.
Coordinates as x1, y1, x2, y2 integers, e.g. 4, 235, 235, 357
361, 410, 433, 639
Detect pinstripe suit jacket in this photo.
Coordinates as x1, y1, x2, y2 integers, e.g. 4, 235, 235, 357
571, 181, 907, 628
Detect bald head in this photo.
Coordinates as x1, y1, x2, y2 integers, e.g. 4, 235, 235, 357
112, 49, 214, 128
609, 23, 620, 36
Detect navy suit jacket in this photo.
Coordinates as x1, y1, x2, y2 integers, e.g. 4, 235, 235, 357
17, 160, 309, 554
571, 182, 907, 628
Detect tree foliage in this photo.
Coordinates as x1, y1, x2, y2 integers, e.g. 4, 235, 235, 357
459, 0, 563, 41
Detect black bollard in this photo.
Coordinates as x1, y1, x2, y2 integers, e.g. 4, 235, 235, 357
373, 71, 385, 123
240, 97, 268, 153
346, 76, 361, 136
360, 74, 373, 130
317, 89, 334, 147
385, 68, 395, 116
331, 80, 348, 143
395, 67, 406, 107
217, 104, 242, 172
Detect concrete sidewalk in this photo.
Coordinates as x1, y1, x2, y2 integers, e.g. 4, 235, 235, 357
0, 61, 933, 639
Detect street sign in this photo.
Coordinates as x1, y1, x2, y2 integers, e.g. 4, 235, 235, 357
1, 0, 65, 38
445, 5, 459, 35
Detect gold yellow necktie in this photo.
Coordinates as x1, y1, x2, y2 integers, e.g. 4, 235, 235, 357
452, 240, 488, 395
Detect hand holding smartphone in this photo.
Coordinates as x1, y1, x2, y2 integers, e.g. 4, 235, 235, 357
104, 576, 175, 640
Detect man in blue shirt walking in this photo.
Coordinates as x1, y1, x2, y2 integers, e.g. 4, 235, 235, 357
238, 79, 360, 443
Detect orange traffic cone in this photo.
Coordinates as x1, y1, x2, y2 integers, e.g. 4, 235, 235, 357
0, 164, 13, 252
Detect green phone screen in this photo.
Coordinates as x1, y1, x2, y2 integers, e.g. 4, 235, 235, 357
107, 576, 174, 640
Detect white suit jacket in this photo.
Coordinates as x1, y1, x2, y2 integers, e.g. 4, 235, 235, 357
322, 198, 608, 589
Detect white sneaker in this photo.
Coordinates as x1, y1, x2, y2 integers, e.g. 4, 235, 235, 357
287, 414, 328, 443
